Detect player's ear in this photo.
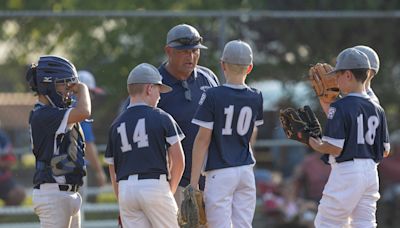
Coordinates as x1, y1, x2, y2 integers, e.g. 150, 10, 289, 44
165, 46, 172, 57
145, 84, 152, 95
246, 64, 253, 74
220, 61, 226, 71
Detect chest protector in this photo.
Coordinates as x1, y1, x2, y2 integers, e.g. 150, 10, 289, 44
50, 124, 86, 176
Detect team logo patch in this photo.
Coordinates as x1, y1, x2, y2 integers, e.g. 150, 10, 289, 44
200, 86, 211, 91
198, 93, 206, 105
327, 107, 336, 119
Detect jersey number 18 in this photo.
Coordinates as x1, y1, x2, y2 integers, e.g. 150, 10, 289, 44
357, 114, 379, 146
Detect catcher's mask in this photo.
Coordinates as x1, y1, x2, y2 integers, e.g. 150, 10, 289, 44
35, 55, 79, 108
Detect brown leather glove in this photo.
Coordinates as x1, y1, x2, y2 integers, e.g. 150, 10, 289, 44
309, 63, 340, 103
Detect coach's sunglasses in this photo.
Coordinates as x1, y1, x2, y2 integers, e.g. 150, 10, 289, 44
181, 80, 192, 101
170, 36, 203, 46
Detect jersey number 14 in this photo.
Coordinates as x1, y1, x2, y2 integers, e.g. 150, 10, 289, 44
117, 119, 149, 152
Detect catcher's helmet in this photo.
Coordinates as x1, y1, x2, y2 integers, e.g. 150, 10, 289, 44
36, 55, 78, 108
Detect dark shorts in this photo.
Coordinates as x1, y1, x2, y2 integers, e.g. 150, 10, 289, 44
0, 176, 16, 200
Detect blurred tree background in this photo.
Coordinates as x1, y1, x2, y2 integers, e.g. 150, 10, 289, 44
1, 0, 400, 143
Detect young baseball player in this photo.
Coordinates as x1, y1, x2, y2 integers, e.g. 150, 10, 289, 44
105, 63, 185, 228
27, 55, 91, 228
353, 45, 380, 104
309, 48, 390, 228
318, 45, 381, 114
190, 40, 264, 228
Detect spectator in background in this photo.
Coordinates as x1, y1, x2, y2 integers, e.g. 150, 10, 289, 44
78, 71, 107, 188
292, 151, 331, 203
0, 128, 26, 205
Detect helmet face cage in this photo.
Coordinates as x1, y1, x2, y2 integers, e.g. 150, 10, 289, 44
54, 77, 79, 108
35, 56, 78, 108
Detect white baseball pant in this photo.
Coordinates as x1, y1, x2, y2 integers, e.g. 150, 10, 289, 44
204, 164, 256, 228
315, 158, 380, 228
33, 183, 82, 228
118, 174, 179, 228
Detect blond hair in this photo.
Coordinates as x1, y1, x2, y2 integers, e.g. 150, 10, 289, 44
224, 62, 249, 76
127, 84, 147, 96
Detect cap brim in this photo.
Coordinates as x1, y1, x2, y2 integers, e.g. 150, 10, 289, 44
169, 43, 208, 50
160, 84, 172, 93
327, 69, 339, 75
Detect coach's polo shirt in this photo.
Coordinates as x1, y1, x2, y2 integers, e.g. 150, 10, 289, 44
158, 63, 219, 186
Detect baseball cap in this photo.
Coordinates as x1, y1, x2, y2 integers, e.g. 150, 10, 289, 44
221, 40, 253, 65
329, 48, 371, 74
127, 63, 172, 93
78, 70, 105, 95
353, 45, 380, 74
166, 24, 207, 50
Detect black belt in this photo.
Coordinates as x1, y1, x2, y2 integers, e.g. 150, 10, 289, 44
120, 173, 162, 180
34, 184, 79, 192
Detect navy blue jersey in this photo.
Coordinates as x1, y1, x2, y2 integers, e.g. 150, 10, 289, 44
29, 103, 86, 186
158, 64, 219, 185
192, 84, 264, 171
322, 94, 390, 164
105, 103, 184, 182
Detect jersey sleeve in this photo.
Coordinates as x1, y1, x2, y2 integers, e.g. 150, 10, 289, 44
381, 111, 390, 152
104, 126, 115, 165
36, 107, 70, 135
255, 92, 264, 127
163, 113, 185, 147
322, 104, 345, 148
192, 91, 214, 129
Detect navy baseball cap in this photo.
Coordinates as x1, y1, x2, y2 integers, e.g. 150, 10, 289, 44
127, 63, 172, 93
353, 45, 380, 74
221, 40, 253, 65
166, 24, 207, 50
329, 48, 371, 74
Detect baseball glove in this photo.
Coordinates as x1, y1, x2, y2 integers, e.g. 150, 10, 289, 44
178, 185, 207, 228
279, 105, 322, 145
309, 63, 340, 103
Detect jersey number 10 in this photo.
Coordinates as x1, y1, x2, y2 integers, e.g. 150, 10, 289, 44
357, 114, 379, 146
222, 105, 252, 136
